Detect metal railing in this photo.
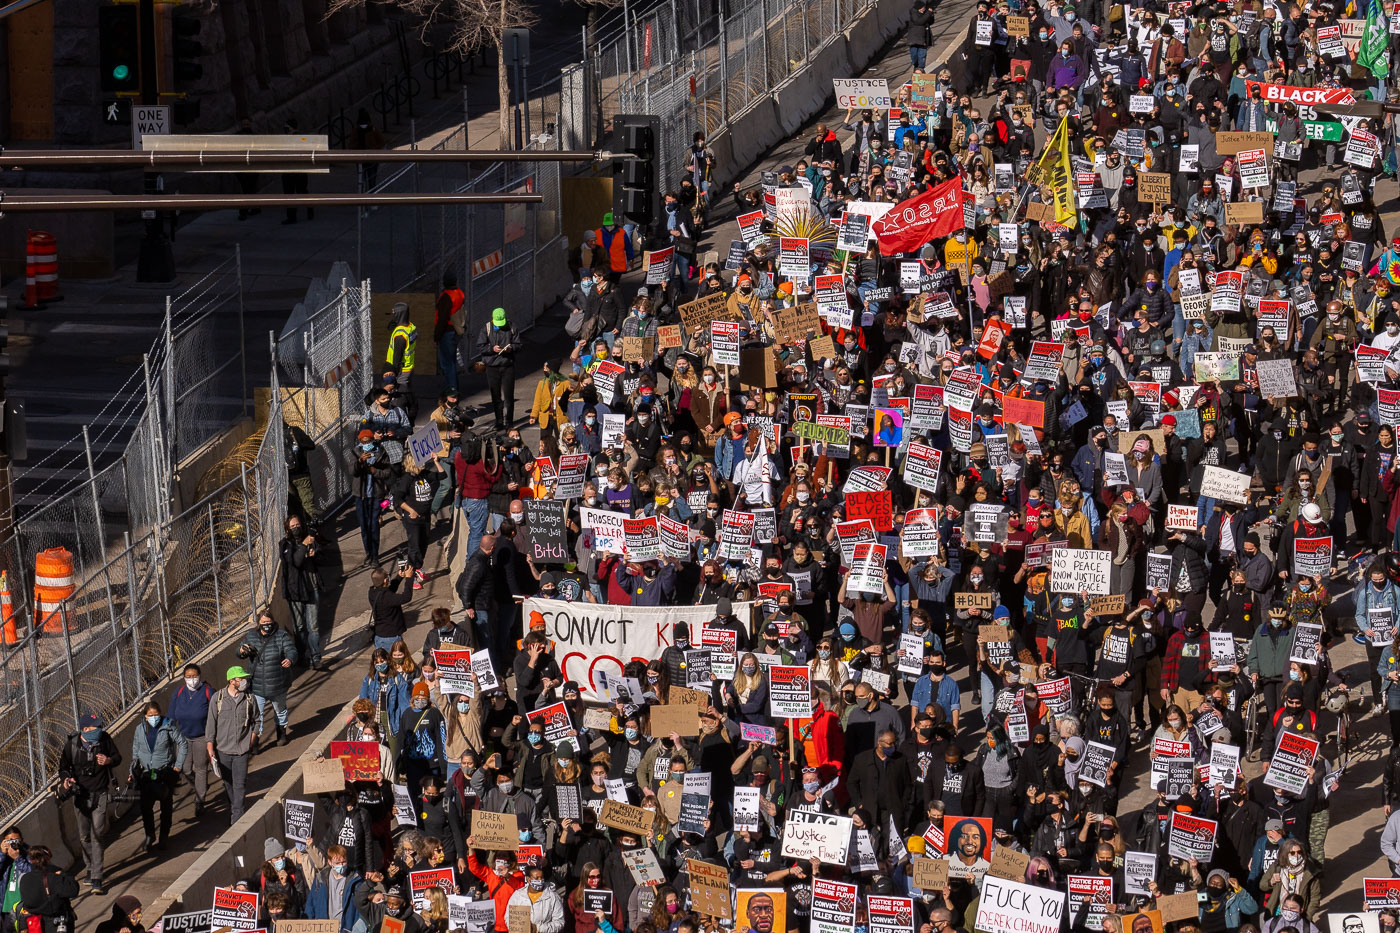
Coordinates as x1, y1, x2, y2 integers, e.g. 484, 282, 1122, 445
0, 270, 375, 826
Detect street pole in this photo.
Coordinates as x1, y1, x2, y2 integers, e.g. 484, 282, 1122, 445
136, 0, 175, 283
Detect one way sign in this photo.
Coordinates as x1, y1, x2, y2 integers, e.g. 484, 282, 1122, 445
131, 104, 170, 151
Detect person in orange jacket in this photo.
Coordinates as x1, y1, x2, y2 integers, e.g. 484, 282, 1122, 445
464, 843, 524, 932
593, 213, 632, 278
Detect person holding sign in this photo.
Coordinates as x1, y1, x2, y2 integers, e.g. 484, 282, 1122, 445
504, 863, 565, 933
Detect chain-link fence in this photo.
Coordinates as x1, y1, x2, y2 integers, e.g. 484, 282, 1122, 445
355, 141, 563, 346
589, 0, 881, 187
0, 267, 375, 827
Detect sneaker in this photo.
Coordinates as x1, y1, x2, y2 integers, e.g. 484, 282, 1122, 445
91, 884, 105, 895
415, 569, 426, 581
413, 580, 423, 590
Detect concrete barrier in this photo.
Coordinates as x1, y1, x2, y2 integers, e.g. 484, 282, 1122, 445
709, 0, 911, 189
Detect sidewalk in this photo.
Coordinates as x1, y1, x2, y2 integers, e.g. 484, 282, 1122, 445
69, 301, 578, 926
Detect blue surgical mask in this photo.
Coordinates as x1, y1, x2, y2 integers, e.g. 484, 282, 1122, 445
457, 701, 470, 713
581, 279, 594, 293
333, 864, 347, 875
360, 443, 375, 452
1289, 670, 1301, 681
803, 781, 821, 793
1299, 582, 1312, 592
625, 727, 639, 740
146, 715, 160, 728
527, 733, 543, 746
519, 830, 532, 842
273, 858, 286, 871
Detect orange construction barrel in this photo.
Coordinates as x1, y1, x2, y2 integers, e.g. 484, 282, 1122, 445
24, 231, 61, 309
34, 547, 74, 634
0, 571, 16, 644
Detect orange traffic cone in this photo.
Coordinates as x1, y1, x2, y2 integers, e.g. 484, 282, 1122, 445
0, 571, 16, 644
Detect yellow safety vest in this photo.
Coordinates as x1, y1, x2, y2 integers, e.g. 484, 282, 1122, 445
387, 324, 417, 373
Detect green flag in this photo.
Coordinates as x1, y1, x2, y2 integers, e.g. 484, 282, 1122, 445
1359, 0, 1390, 78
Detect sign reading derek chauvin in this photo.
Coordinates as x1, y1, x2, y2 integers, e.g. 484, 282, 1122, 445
973, 876, 1065, 933
1050, 548, 1111, 595
524, 598, 752, 695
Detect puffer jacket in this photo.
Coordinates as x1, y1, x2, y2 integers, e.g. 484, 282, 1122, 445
1167, 534, 1209, 594
238, 624, 299, 699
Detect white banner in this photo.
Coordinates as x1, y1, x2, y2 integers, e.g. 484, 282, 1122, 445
525, 597, 752, 697
974, 876, 1066, 933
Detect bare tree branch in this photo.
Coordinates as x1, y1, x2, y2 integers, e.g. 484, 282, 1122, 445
327, 0, 540, 144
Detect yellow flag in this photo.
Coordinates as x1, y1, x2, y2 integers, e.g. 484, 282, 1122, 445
1034, 115, 1076, 225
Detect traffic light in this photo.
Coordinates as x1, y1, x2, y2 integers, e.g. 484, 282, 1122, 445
170, 6, 203, 124
611, 114, 662, 228
99, 5, 140, 95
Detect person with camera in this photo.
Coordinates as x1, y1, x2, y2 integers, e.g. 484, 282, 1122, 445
130, 700, 188, 853
0, 827, 33, 932
280, 515, 325, 671
58, 712, 120, 894
15, 846, 76, 932
237, 609, 300, 749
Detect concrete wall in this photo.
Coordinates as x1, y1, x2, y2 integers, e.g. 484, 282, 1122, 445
707, 0, 911, 190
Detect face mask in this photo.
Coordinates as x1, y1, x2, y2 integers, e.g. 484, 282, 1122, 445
803, 781, 821, 793
236, 680, 249, 693
412, 699, 428, 711
495, 863, 510, 877
1281, 910, 1300, 922
625, 727, 639, 740
1098, 860, 1115, 872
1299, 582, 1312, 592
332, 864, 347, 875
145, 714, 160, 728
969, 575, 983, 585
1039, 31, 1048, 38
376, 662, 388, 673
1167, 719, 1182, 729
1289, 854, 1304, 868
273, 858, 286, 871
817, 649, 831, 659
1060, 598, 1074, 610
529, 880, 545, 892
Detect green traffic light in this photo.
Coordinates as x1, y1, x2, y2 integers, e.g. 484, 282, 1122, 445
113, 64, 130, 81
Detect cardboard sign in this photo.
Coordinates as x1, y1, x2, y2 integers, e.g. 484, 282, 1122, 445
987, 845, 1031, 881
1089, 594, 1125, 615
618, 336, 656, 362
774, 302, 822, 341
471, 809, 522, 851
507, 906, 532, 933
599, 799, 656, 836
649, 702, 700, 737
678, 292, 738, 331
1223, 201, 1265, 225
954, 592, 995, 610
302, 758, 346, 794
912, 857, 950, 889
1138, 172, 1171, 204
656, 324, 682, 350
689, 859, 734, 918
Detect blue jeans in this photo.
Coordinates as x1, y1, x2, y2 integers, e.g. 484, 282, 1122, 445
894, 580, 911, 629
254, 694, 289, 730
355, 496, 381, 563
289, 600, 321, 666
462, 497, 491, 559
374, 634, 402, 654
910, 45, 927, 70
438, 332, 459, 394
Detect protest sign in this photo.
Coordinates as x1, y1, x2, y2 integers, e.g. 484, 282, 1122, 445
812, 879, 859, 933
973, 876, 1065, 933
711, 321, 741, 366
1124, 852, 1157, 896
527, 701, 576, 744
409, 869, 456, 912
406, 422, 443, 467
1290, 621, 1324, 664
284, 798, 315, 841
1365, 878, 1400, 911
302, 758, 345, 795
987, 846, 1031, 881
212, 889, 261, 931
687, 858, 734, 918
1051, 549, 1112, 595
846, 490, 894, 531
1066, 876, 1114, 931
1002, 396, 1044, 428
779, 237, 810, 276
912, 857, 949, 889
781, 810, 854, 864
867, 896, 914, 933
1165, 504, 1197, 531
1223, 201, 1265, 225
329, 741, 380, 783
1293, 537, 1332, 578
677, 772, 711, 835
833, 78, 892, 108
522, 499, 568, 564
471, 809, 522, 850
1077, 741, 1117, 788
679, 292, 739, 331
1255, 357, 1297, 398
769, 665, 813, 717
643, 248, 673, 285
1139, 172, 1171, 203
837, 213, 872, 252
599, 799, 656, 836
156, 912, 212, 933
1167, 812, 1218, 862
1264, 732, 1320, 795
1199, 465, 1251, 504
848, 542, 888, 594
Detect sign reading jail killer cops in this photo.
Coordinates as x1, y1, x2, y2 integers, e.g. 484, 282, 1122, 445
1050, 548, 1112, 595
780, 809, 853, 864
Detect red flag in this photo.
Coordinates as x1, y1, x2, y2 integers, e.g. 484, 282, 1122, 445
870, 176, 967, 255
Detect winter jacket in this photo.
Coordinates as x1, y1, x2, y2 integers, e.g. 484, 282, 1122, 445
368, 575, 412, 641
458, 551, 496, 612
58, 730, 121, 800
279, 535, 320, 604
1247, 622, 1294, 682
303, 863, 365, 933
505, 885, 565, 933
466, 854, 525, 932
1167, 535, 1209, 594
352, 882, 427, 933
321, 806, 378, 875
238, 624, 299, 699
1355, 580, 1399, 642
130, 717, 189, 773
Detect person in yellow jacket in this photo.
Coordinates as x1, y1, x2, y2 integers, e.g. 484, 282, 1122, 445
385, 301, 418, 420
529, 358, 570, 432
943, 230, 980, 280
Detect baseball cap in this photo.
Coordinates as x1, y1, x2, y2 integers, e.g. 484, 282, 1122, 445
226, 665, 250, 680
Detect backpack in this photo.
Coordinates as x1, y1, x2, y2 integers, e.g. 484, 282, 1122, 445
565, 309, 586, 339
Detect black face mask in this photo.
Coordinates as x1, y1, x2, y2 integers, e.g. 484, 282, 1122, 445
1098, 860, 1115, 872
